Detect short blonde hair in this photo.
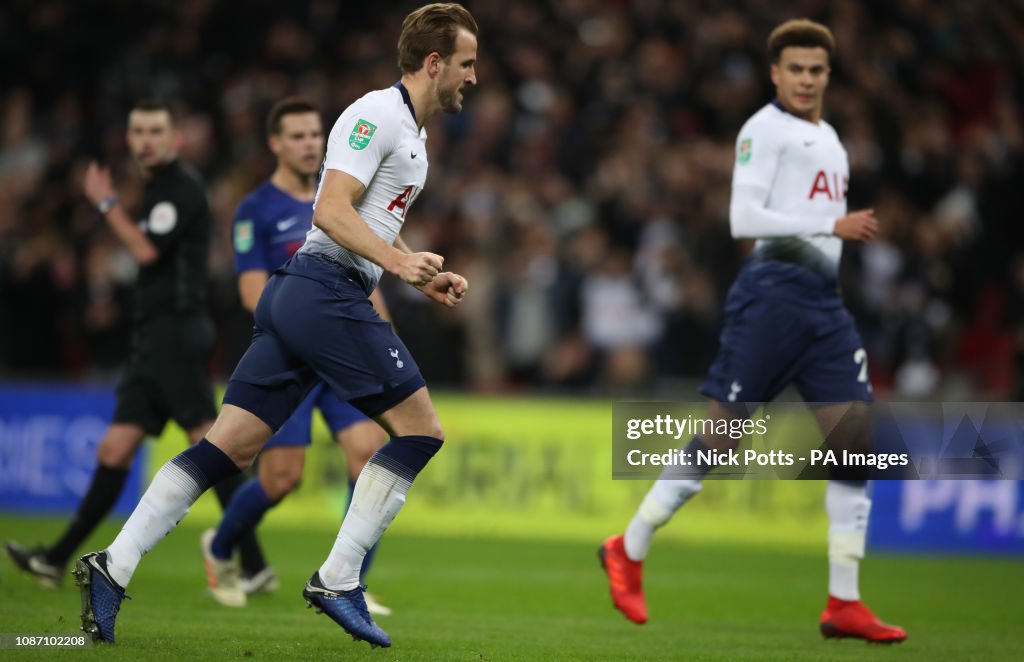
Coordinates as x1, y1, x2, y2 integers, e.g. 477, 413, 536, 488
768, 19, 834, 62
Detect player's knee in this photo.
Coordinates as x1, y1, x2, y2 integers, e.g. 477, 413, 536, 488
345, 445, 375, 469
264, 469, 301, 500
277, 472, 302, 497
97, 438, 137, 469
397, 415, 444, 442
338, 424, 386, 463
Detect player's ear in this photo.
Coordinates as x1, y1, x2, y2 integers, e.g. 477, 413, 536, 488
426, 52, 442, 78
770, 63, 780, 87
267, 134, 280, 155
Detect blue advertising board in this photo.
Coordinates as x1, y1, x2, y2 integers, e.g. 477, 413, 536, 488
0, 385, 146, 516
867, 403, 1024, 555
869, 479, 1024, 555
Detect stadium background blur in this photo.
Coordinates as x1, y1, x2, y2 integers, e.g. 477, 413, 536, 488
3, 2, 1024, 658
1, 0, 1022, 400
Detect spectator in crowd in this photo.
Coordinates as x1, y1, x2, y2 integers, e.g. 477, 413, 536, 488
1, 0, 1022, 397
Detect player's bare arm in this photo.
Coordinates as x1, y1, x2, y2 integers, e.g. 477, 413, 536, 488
393, 234, 412, 254
313, 169, 442, 286
237, 270, 269, 313
83, 162, 158, 265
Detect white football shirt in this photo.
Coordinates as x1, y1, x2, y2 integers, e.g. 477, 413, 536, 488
730, 102, 849, 276
300, 86, 428, 291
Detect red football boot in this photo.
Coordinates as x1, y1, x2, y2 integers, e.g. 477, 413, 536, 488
598, 535, 648, 624
820, 596, 907, 643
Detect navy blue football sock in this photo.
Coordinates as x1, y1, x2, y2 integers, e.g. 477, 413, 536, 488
178, 439, 242, 492
374, 435, 443, 475
211, 478, 276, 561
212, 472, 269, 575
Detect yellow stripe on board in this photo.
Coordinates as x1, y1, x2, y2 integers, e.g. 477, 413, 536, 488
150, 393, 828, 550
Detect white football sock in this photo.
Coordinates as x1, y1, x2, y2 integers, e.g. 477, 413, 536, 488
826, 481, 870, 601
106, 459, 208, 588
624, 478, 702, 561
319, 454, 412, 591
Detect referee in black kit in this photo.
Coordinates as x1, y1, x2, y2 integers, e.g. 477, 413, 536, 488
5, 100, 270, 589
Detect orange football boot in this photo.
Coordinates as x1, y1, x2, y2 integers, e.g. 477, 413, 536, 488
820, 596, 907, 643
598, 535, 648, 624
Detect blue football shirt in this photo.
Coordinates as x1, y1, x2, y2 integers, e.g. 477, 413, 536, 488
232, 181, 313, 274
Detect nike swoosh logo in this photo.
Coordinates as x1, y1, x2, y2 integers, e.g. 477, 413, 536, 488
410, 152, 418, 159
276, 217, 299, 231
803, 141, 815, 147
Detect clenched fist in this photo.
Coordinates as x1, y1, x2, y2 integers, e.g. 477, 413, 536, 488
833, 209, 879, 242
391, 251, 444, 286
419, 272, 469, 308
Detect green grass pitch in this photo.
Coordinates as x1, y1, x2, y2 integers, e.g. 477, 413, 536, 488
1, 514, 1021, 660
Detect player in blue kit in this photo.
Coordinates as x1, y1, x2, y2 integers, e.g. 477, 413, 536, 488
199, 99, 391, 615
75, 4, 477, 648
600, 19, 907, 644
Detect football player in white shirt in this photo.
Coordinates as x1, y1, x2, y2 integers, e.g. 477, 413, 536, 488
74, 4, 477, 649
600, 19, 906, 644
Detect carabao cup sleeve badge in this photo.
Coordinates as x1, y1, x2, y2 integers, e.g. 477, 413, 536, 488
348, 119, 378, 150
234, 220, 254, 253
738, 138, 752, 165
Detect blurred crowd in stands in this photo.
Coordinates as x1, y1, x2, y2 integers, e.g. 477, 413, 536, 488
1, 0, 1023, 399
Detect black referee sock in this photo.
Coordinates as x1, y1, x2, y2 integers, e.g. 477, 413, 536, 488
45, 464, 129, 567
212, 473, 268, 576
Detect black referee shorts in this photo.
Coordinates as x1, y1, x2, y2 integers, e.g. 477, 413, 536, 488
113, 313, 218, 436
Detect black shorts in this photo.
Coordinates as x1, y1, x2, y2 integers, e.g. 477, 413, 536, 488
113, 313, 218, 436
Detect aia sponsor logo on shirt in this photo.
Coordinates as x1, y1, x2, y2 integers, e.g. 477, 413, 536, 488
387, 185, 421, 221
808, 170, 848, 201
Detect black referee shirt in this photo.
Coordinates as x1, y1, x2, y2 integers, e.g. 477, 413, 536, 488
134, 159, 211, 323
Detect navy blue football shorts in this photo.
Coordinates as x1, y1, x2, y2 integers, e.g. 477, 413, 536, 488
263, 383, 369, 448
223, 253, 425, 433
700, 260, 873, 408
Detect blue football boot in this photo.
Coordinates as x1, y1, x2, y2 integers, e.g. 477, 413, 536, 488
73, 551, 128, 644
302, 572, 391, 648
